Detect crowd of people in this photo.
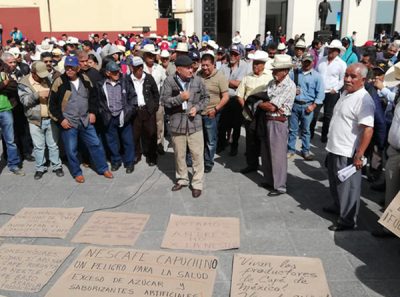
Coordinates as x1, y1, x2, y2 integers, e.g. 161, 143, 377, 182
0, 28, 399, 235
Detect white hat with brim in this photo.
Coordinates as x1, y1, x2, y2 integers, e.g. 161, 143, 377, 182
294, 39, 307, 49
232, 36, 241, 44
277, 43, 287, 51
207, 40, 219, 50
149, 33, 158, 39
7, 47, 21, 58
384, 62, 400, 88
248, 50, 269, 62
141, 44, 160, 55
37, 40, 54, 53
176, 42, 189, 53
327, 39, 346, 55
160, 50, 170, 58
66, 37, 79, 44
271, 54, 294, 69
30, 51, 42, 61
108, 44, 123, 56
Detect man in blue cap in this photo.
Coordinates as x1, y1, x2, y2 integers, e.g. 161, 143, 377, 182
97, 61, 137, 173
49, 56, 113, 183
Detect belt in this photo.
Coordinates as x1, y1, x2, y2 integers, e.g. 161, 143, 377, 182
41, 117, 51, 120
294, 100, 311, 105
266, 115, 287, 122
137, 105, 147, 110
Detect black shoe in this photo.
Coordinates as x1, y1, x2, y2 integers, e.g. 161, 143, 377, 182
34, 171, 45, 180
192, 189, 202, 198
322, 206, 340, 215
111, 163, 121, 171
267, 189, 285, 197
157, 144, 165, 155
240, 166, 257, 174
229, 146, 238, 156
147, 160, 157, 167
204, 166, 212, 173
24, 154, 35, 162
171, 183, 186, 191
328, 223, 355, 231
259, 182, 273, 190
53, 168, 64, 177
126, 166, 134, 174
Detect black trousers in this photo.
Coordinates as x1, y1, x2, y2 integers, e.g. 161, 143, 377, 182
244, 120, 260, 168
218, 96, 243, 149
133, 108, 157, 162
321, 92, 340, 140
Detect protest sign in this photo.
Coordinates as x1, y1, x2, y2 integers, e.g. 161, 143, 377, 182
378, 191, 400, 238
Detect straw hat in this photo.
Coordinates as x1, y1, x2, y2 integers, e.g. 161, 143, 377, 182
271, 54, 293, 69
37, 40, 54, 53
232, 36, 241, 44
176, 42, 189, 53
207, 40, 219, 50
327, 39, 346, 55
384, 62, 400, 88
141, 44, 160, 55
294, 39, 307, 49
277, 43, 287, 51
248, 50, 269, 62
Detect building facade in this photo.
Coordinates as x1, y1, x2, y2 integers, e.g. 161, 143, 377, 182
0, 0, 398, 46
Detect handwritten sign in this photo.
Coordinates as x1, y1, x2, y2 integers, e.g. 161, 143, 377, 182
231, 253, 331, 297
161, 214, 240, 251
45, 246, 218, 297
0, 207, 83, 238
72, 212, 150, 246
379, 191, 400, 238
0, 244, 74, 293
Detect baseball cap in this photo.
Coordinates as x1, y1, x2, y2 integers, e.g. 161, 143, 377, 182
130, 56, 144, 67
245, 44, 255, 51
217, 46, 226, 53
229, 45, 241, 54
175, 55, 193, 67
105, 61, 121, 72
302, 53, 314, 62
31, 61, 50, 78
373, 60, 389, 74
64, 56, 79, 67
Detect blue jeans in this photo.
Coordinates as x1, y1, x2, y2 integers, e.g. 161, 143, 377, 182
202, 113, 220, 168
29, 119, 62, 172
61, 122, 108, 177
0, 110, 20, 170
104, 116, 135, 167
288, 103, 314, 154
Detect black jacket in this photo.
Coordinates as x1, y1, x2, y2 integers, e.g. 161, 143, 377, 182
97, 75, 137, 126
49, 72, 97, 123
130, 72, 160, 114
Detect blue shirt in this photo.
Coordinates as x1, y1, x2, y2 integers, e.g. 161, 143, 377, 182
289, 69, 325, 105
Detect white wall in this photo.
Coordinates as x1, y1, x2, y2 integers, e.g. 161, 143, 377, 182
341, 0, 373, 46
288, 0, 319, 45
235, 0, 263, 45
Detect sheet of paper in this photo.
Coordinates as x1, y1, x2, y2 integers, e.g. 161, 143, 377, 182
0, 207, 83, 239
0, 244, 74, 293
45, 246, 218, 297
161, 214, 240, 251
379, 191, 400, 238
72, 212, 149, 246
230, 253, 331, 297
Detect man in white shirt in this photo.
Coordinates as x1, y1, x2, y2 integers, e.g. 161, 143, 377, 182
141, 44, 167, 155
314, 40, 347, 143
324, 63, 375, 231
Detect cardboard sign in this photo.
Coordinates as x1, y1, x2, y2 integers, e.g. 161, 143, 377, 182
0, 207, 83, 239
231, 254, 331, 297
379, 191, 400, 238
161, 214, 240, 251
72, 212, 150, 246
0, 244, 74, 293
45, 246, 218, 297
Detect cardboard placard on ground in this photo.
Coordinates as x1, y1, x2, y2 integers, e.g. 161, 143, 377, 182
379, 191, 400, 238
71, 212, 150, 246
161, 214, 240, 251
45, 246, 218, 297
231, 253, 331, 297
0, 207, 83, 238
0, 244, 74, 293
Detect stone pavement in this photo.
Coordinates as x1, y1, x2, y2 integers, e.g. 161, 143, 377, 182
0, 128, 399, 297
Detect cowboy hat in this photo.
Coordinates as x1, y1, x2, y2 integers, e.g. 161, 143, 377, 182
327, 39, 346, 55
277, 43, 287, 51
175, 42, 189, 53
232, 36, 241, 44
30, 51, 42, 61
7, 47, 21, 58
294, 39, 306, 49
141, 43, 160, 55
160, 50, 170, 58
271, 54, 293, 69
384, 62, 400, 88
248, 50, 269, 62
37, 40, 54, 53
207, 40, 219, 50
149, 33, 158, 39
66, 37, 79, 44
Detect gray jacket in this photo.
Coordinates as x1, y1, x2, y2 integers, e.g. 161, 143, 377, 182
160, 75, 209, 134
18, 75, 51, 127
